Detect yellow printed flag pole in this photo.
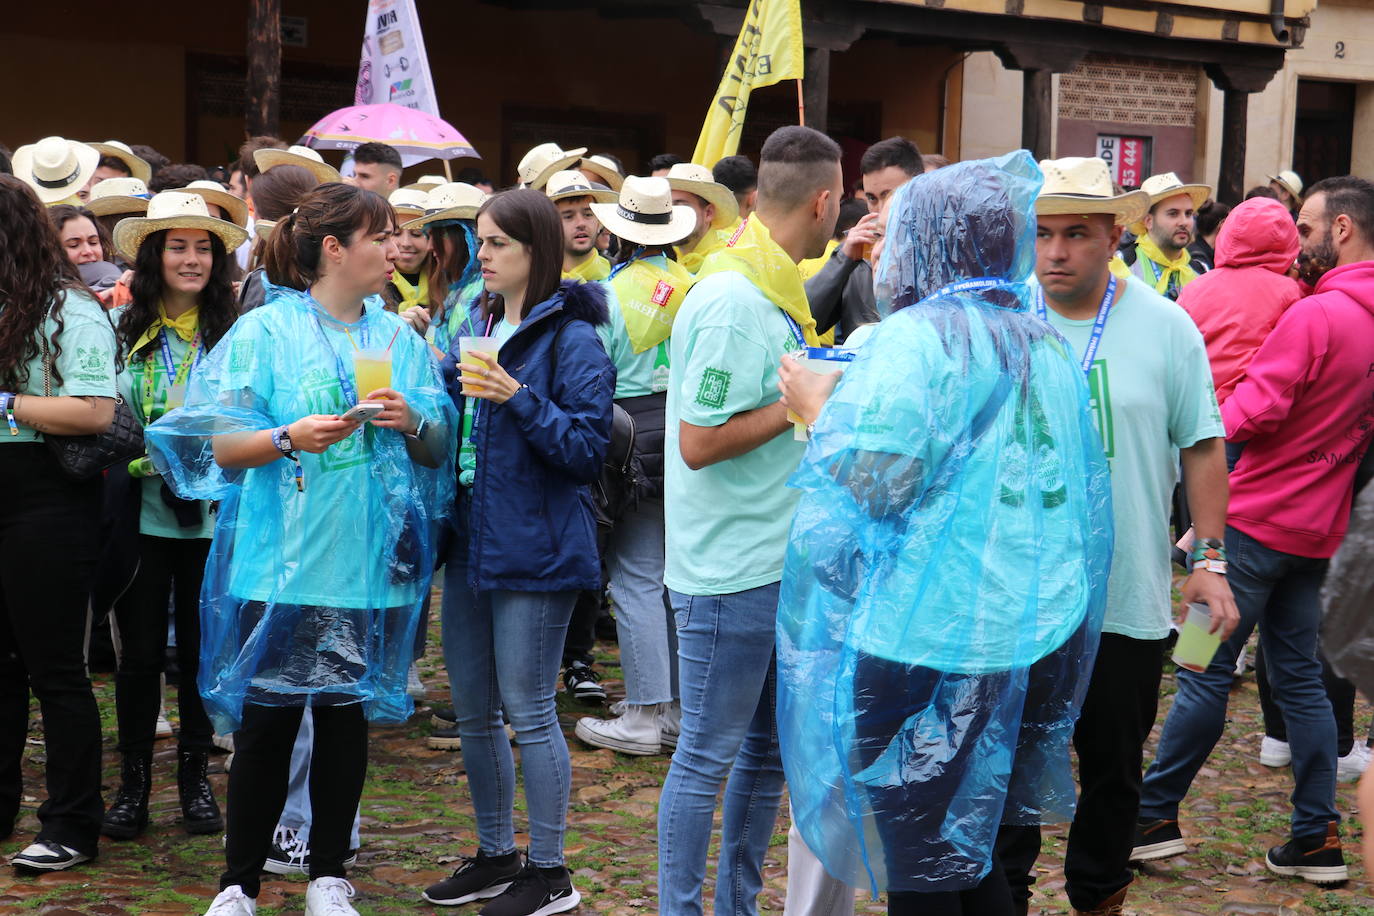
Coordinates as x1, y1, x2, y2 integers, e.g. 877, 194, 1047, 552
691, 0, 804, 168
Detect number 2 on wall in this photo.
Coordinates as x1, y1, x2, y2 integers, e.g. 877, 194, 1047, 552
1335, 41, 1346, 59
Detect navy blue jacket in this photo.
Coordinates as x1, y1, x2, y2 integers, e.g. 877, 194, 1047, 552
443, 280, 616, 592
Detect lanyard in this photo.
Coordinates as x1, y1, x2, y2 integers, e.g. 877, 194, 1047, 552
307, 304, 370, 406
141, 329, 201, 425
780, 312, 806, 349
1035, 275, 1116, 379
933, 277, 1006, 298
1142, 256, 1180, 299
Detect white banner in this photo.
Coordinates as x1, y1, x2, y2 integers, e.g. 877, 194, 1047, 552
354, 0, 439, 116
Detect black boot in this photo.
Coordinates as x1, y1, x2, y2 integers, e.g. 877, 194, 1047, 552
177, 749, 223, 835
101, 752, 152, 839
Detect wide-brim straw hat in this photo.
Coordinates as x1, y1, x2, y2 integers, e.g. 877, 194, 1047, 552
86, 177, 152, 217
664, 163, 739, 229
1268, 169, 1303, 200
254, 144, 341, 184
1130, 171, 1212, 235
402, 182, 489, 231
182, 179, 249, 228
518, 142, 588, 190
112, 191, 250, 263
590, 176, 697, 248
579, 155, 624, 191
254, 218, 277, 242
13, 137, 100, 205
1036, 157, 1151, 228
545, 170, 618, 205
87, 140, 152, 183
389, 187, 430, 221
403, 174, 447, 192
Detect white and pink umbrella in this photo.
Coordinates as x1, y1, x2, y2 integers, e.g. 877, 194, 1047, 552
300, 103, 479, 167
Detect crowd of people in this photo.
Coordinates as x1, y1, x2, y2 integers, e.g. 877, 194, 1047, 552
0, 123, 1369, 916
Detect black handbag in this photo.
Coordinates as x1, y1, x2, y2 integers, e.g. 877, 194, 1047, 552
40, 324, 144, 480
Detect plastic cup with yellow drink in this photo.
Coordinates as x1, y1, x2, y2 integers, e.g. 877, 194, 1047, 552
458, 336, 500, 394
786, 346, 856, 441
1172, 603, 1223, 673
352, 348, 393, 401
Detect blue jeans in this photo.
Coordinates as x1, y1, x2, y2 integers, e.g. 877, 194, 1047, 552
279, 707, 362, 849
441, 534, 576, 868
606, 498, 677, 706
1140, 525, 1338, 837
658, 583, 786, 916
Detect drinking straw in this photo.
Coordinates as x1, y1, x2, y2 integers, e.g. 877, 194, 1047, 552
385, 324, 403, 352
343, 327, 359, 350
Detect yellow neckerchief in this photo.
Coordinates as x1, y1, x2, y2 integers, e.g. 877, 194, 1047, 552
609, 254, 695, 353
696, 216, 819, 346
563, 253, 611, 283
676, 222, 736, 275
130, 301, 200, 355
391, 270, 429, 312
797, 238, 839, 283
1131, 233, 1197, 296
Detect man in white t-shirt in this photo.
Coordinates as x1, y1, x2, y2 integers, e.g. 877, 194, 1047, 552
996, 157, 1238, 916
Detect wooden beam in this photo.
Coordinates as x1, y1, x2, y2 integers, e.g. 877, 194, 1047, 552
804, 47, 831, 135
1218, 89, 1248, 205
1021, 69, 1053, 159
246, 0, 282, 138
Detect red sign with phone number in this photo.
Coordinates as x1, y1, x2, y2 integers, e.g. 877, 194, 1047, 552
1096, 135, 1151, 189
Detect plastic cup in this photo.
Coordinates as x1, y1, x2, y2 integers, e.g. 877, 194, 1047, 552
1172, 603, 1223, 673
458, 336, 500, 388
788, 346, 857, 440
352, 348, 393, 401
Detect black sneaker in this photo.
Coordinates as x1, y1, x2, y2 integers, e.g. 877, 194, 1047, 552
11, 839, 93, 872
423, 850, 523, 906
1265, 821, 1348, 885
1129, 818, 1186, 862
429, 724, 462, 751
262, 824, 357, 876
479, 863, 580, 916
431, 705, 458, 728
563, 662, 606, 704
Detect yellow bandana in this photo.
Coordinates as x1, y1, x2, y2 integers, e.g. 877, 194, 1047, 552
696, 216, 818, 346
676, 222, 736, 275
1132, 234, 1197, 296
609, 256, 695, 354
391, 271, 430, 313
130, 301, 200, 355
563, 253, 611, 284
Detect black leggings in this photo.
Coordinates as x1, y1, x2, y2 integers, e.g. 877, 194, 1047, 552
887, 858, 1014, 916
221, 702, 367, 896
113, 535, 213, 754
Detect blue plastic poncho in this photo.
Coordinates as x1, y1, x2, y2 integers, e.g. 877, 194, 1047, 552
777, 151, 1113, 895
145, 282, 457, 734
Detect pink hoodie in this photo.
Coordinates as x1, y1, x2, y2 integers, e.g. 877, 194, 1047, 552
1223, 260, 1374, 557
1180, 198, 1302, 404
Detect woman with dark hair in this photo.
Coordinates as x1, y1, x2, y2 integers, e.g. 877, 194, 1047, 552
98, 191, 248, 843
397, 182, 488, 355
421, 189, 614, 916
0, 175, 119, 873
1187, 199, 1231, 274
144, 182, 455, 916
50, 204, 111, 267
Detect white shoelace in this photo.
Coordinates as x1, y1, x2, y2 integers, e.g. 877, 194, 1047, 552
272, 824, 310, 866
309, 877, 357, 915
206, 885, 253, 915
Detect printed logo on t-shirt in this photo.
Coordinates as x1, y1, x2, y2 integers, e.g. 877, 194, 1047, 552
74, 346, 108, 383
229, 339, 255, 375
696, 367, 731, 409
302, 367, 368, 472
1087, 360, 1115, 459
651, 281, 674, 307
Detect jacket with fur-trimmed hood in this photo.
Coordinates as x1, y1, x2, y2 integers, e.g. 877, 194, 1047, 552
443, 279, 616, 591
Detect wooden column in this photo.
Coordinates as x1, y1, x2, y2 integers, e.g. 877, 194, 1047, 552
1218, 88, 1248, 205
246, 0, 282, 137
1021, 69, 1053, 160
804, 47, 831, 133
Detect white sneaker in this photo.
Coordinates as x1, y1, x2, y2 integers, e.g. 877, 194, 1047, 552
575, 703, 662, 755
659, 700, 681, 751
1260, 736, 1292, 767
212, 733, 235, 752
204, 885, 257, 916
155, 709, 174, 739
1338, 744, 1371, 783
407, 663, 425, 700
1234, 644, 1248, 677
305, 876, 359, 916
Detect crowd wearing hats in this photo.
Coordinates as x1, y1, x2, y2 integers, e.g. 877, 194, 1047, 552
0, 125, 1372, 916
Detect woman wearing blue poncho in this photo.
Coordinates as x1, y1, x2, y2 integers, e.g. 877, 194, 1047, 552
776, 152, 1114, 915
145, 183, 456, 916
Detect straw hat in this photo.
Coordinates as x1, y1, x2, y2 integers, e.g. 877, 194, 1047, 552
590, 176, 696, 248
579, 155, 624, 191
663, 163, 739, 229
1035, 157, 1151, 227
181, 179, 249, 228
389, 187, 430, 221
254, 218, 277, 242
545, 170, 618, 205
402, 182, 489, 231
1268, 169, 1303, 200
1130, 172, 1213, 235
403, 174, 447, 192
518, 142, 588, 190
253, 144, 341, 184
86, 140, 152, 183
86, 177, 152, 217
112, 191, 250, 263
12, 137, 100, 205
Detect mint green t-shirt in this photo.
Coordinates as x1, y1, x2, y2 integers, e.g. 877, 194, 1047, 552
665, 270, 806, 595
2, 289, 117, 444
599, 258, 672, 399
457, 316, 519, 487
1041, 275, 1223, 639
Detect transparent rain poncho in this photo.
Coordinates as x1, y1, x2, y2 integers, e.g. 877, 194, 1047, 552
145, 282, 457, 734
777, 151, 1114, 894
1322, 479, 1374, 702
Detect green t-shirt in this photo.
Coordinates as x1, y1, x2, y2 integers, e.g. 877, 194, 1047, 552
118, 325, 215, 540
664, 270, 805, 595
1041, 275, 1223, 639
457, 317, 520, 487
599, 260, 671, 399
1, 289, 117, 444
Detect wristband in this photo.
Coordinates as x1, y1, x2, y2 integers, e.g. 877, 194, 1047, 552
0, 392, 16, 436
1191, 537, 1227, 574
271, 425, 304, 493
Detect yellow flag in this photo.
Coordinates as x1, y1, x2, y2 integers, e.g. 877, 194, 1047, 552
691, 0, 804, 168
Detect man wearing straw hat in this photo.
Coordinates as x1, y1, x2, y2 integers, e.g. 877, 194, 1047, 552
12, 136, 100, 206
995, 157, 1236, 916
664, 163, 740, 274
1119, 172, 1211, 302
545, 171, 618, 284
